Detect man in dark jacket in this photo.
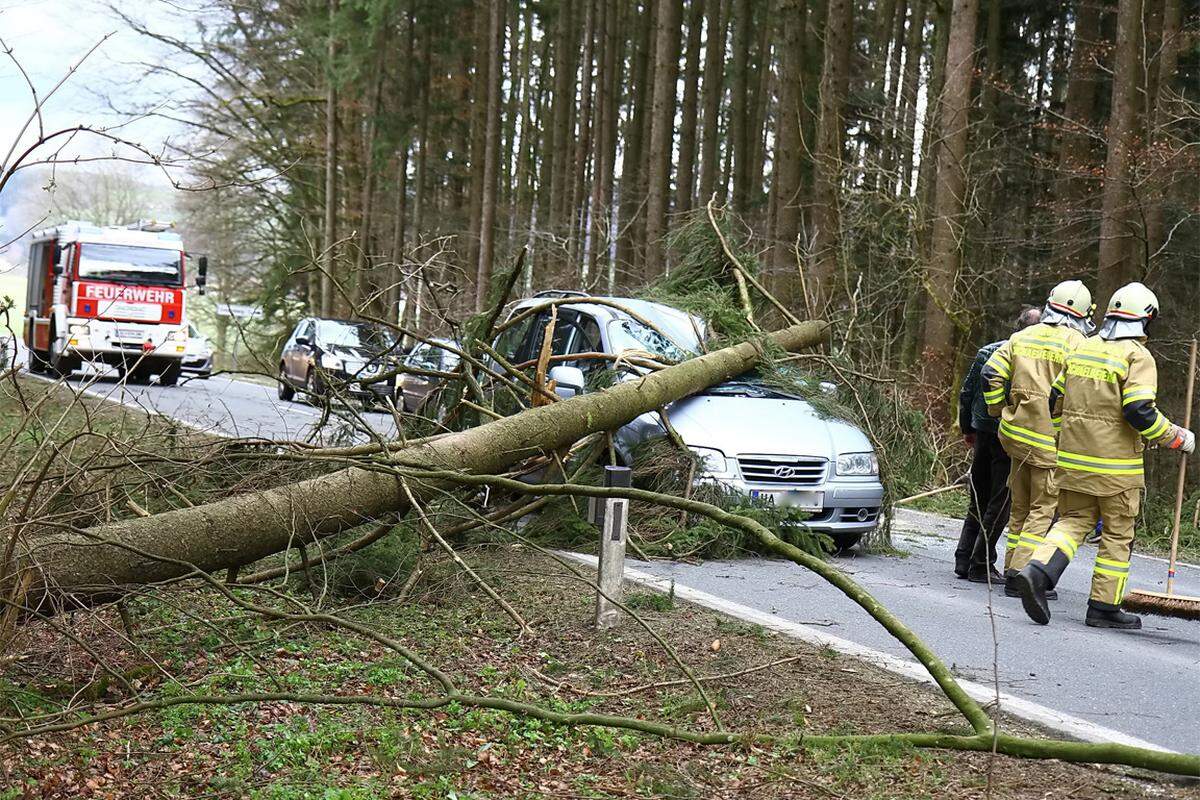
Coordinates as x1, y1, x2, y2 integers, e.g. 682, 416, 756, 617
955, 306, 1042, 581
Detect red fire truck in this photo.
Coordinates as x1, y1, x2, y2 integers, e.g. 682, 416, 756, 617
23, 220, 207, 384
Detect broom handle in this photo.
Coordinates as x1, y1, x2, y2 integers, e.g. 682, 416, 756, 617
1167, 338, 1197, 596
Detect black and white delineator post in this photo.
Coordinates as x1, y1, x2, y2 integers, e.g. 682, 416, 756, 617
588, 465, 631, 630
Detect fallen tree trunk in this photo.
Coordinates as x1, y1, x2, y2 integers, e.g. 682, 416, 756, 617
10, 322, 828, 610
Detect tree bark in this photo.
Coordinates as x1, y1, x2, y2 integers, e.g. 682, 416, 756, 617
771, 0, 805, 285
475, 0, 506, 311
1051, 0, 1104, 273
617, 0, 655, 276
320, 0, 340, 317
1096, 0, 1144, 305
645, 0, 684, 274
729, 0, 752, 210
1143, 0, 1181, 265
809, 0, 852, 308
675, 0, 706, 215
920, 0, 980, 392
895, 0, 926, 197
697, 0, 728, 204
11, 323, 829, 610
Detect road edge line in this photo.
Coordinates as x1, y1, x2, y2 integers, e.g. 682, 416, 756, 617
560, 552, 1176, 754
24, 372, 233, 439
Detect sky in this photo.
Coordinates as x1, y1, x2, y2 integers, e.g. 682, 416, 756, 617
0, 0, 196, 267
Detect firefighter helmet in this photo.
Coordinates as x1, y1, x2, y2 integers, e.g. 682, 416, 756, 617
1042, 279, 1095, 333
1100, 282, 1159, 340
1046, 280, 1094, 319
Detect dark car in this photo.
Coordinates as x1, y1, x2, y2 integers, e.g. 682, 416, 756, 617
399, 337, 460, 413
277, 317, 403, 408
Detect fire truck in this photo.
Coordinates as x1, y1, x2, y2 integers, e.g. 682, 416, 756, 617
23, 220, 207, 384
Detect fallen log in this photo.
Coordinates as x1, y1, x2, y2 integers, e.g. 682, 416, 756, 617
9, 322, 829, 610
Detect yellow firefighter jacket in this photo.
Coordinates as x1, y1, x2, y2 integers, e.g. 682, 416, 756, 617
981, 322, 1086, 468
1049, 337, 1177, 496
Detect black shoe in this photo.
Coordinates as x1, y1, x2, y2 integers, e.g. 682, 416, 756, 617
1086, 602, 1142, 630
1005, 574, 1056, 600
967, 566, 1003, 584
1015, 565, 1052, 625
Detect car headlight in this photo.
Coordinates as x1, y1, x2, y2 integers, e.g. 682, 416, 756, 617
837, 452, 879, 476
320, 352, 344, 370
689, 446, 734, 477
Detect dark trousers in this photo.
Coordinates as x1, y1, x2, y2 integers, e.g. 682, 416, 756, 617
955, 430, 1012, 575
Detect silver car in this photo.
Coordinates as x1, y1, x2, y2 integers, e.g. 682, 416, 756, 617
181, 323, 213, 378
495, 293, 884, 548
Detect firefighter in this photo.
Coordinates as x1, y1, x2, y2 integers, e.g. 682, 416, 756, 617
982, 280, 1095, 599
1015, 282, 1195, 629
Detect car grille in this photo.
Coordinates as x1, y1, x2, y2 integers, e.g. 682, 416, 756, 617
737, 455, 827, 487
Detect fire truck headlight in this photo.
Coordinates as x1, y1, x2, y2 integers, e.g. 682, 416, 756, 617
68, 324, 90, 335
168, 329, 187, 342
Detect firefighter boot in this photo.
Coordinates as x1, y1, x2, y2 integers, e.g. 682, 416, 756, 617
1015, 551, 1069, 625
1085, 600, 1142, 630
1005, 570, 1056, 600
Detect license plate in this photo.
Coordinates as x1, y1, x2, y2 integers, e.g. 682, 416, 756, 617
115, 327, 144, 339
750, 490, 824, 512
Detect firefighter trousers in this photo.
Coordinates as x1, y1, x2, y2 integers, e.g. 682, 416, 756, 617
1004, 461, 1058, 573
1029, 488, 1139, 606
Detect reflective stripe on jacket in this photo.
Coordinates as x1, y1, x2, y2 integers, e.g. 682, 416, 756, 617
1048, 337, 1176, 496
981, 322, 1085, 468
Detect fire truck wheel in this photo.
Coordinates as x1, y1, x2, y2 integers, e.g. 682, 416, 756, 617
127, 366, 152, 385
28, 350, 49, 374
277, 367, 295, 401
159, 363, 181, 386
50, 352, 78, 379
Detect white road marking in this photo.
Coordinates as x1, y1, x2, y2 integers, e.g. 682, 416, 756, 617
561, 552, 1177, 754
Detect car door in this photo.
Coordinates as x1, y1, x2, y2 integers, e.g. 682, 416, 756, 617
284, 320, 313, 383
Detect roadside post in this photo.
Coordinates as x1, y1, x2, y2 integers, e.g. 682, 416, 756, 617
589, 466, 631, 630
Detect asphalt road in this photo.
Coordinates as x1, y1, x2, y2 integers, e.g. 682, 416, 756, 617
49, 370, 399, 443
630, 510, 1200, 752
39, 369, 1200, 752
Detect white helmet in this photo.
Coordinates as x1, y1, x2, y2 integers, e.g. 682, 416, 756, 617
1100, 282, 1159, 340
1042, 279, 1095, 333
1046, 280, 1094, 319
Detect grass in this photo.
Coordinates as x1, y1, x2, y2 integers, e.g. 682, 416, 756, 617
2, 547, 1196, 799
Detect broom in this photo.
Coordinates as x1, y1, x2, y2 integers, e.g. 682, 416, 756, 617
1122, 337, 1200, 619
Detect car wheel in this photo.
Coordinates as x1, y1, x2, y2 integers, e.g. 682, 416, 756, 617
278, 366, 295, 401
830, 532, 864, 553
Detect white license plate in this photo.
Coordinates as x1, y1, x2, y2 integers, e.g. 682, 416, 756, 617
750, 490, 824, 512
115, 327, 144, 339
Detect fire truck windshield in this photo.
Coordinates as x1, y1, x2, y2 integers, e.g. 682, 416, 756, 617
78, 244, 183, 286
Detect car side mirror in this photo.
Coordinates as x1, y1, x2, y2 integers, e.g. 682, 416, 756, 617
196, 256, 208, 295
549, 365, 585, 399
295, 336, 310, 347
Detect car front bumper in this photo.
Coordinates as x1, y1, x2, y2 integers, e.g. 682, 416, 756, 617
181, 355, 212, 375
720, 477, 885, 534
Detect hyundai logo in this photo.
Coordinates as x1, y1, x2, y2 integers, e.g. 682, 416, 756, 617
773, 465, 799, 479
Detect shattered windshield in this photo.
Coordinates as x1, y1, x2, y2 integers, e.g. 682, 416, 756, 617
78, 244, 183, 286
606, 318, 696, 362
